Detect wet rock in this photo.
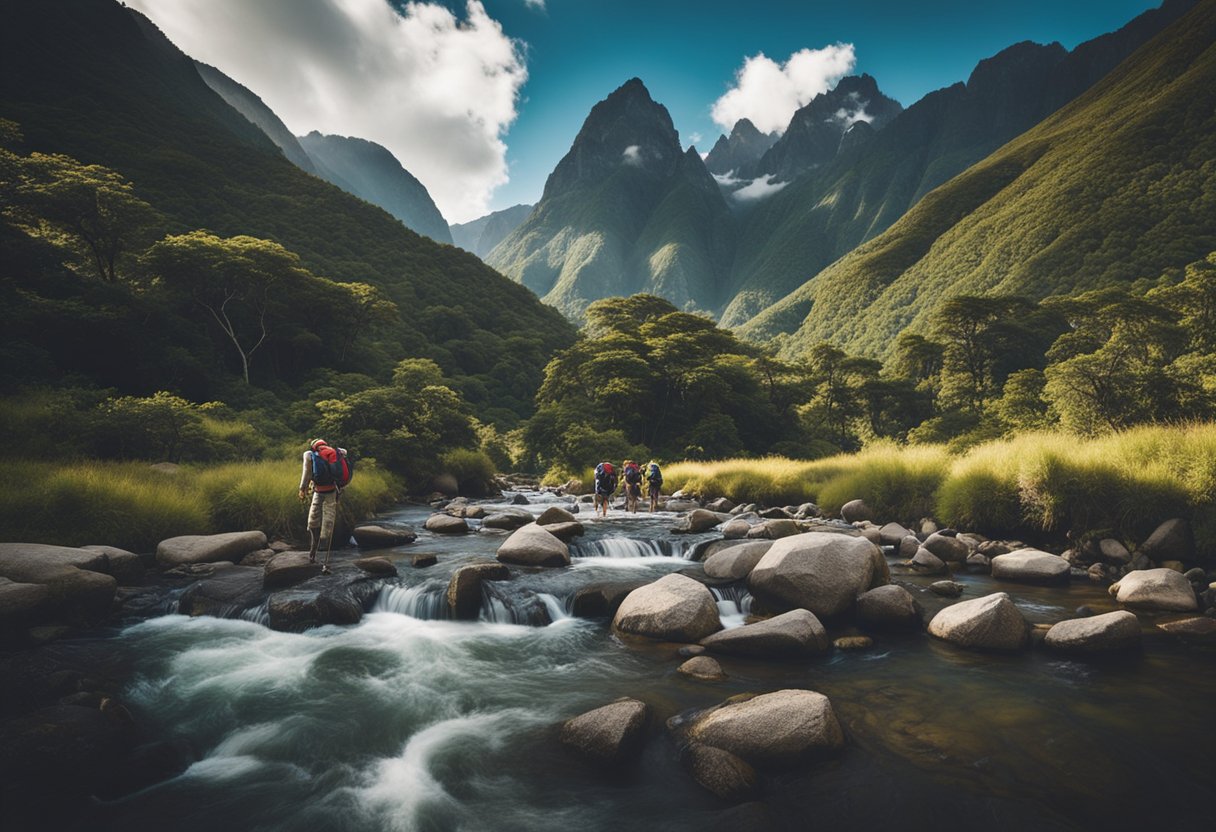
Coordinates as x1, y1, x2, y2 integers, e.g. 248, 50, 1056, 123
910, 547, 948, 574
354, 557, 398, 576
703, 541, 773, 581
1099, 538, 1132, 564
1110, 568, 1198, 612
686, 743, 758, 802
447, 561, 510, 620
267, 574, 378, 632
410, 554, 437, 569
795, 503, 822, 519
352, 524, 417, 548
706, 498, 737, 513
1156, 616, 1216, 645
686, 689, 844, 765
879, 523, 912, 546
536, 506, 577, 526
559, 698, 648, 764
481, 510, 534, 531
0, 578, 54, 631
833, 635, 873, 650
262, 552, 322, 590
966, 552, 992, 573
991, 549, 1070, 584
678, 644, 707, 658
856, 585, 921, 629
446, 504, 486, 519
927, 592, 1029, 651
673, 509, 726, 534
613, 574, 723, 642
678, 656, 726, 681
268, 540, 293, 553
666, 499, 701, 513
748, 532, 885, 618
929, 580, 965, 598
898, 535, 920, 559
571, 580, 649, 618
496, 523, 570, 567
239, 549, 278, 567
0, 543, 117, 627
701, 609, 829, 658
748, 519, 800, 540
156, 531, 267, 566
1044, 610, 1142, 653
424, 514, 470, 534
80, 545, 144, 585
177, 566, 265, 617
510, 493, 530, 505
760, 507, 792, 520
721, 518, 752, 539
977, 540, 1012, 558
840, 499, 873, 523
1139, 518, 1194, 564
543, 521, 585, 543
922, 532, 969, 563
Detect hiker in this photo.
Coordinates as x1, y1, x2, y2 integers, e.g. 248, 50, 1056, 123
298, 438, 352, 574
593, 461, 617, 517
646, 460, 663, 512
622, 459, 643, 513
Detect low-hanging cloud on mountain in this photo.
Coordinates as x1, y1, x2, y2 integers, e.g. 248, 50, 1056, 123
712, 43, 856, 135
127, 0, 527, 223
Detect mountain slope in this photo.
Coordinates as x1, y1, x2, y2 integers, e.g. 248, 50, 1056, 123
298, 132, 452, 244
704, 118, 778, 177
721, 0, 1196, 327
451, 204, 533, 258
740, 0, 1216, 358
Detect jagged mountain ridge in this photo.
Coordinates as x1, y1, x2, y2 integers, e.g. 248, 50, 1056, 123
451, 204, 534, 259
704, 118, 778, 177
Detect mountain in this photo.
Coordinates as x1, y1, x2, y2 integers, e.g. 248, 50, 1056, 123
451, 204, 534, 259
297, 132, 452, 244
704, 118, 778, 177
719, 0, 1197, 327
739, 0, 1216, 358
486, 78, 735, 317
0, 0, 573, 418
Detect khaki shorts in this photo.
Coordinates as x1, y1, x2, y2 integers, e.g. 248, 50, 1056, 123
308, 490, 338, 537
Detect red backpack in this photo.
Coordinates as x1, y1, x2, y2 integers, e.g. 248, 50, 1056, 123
312, 445, 353, 490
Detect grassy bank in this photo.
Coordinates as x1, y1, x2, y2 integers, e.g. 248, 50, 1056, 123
2, 459, 401, 553
666, 424, 1216, 553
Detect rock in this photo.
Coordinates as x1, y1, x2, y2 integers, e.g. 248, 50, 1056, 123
678, 656, 726, 681
686, 689, 844, 765
748, 533, 884, 618
352, 524, 417, 548
1156, 616, 1216, 644
447, 561, 510, 620
722, 519, 752, 539
703, 541, 774, 581
706, 498, 737, 513
919, 518, 939, 536
0, 578, 54, 629
410, 554, 437, 568
840, 499, 872, 523
856, 585, 921, 629
262, 552, 322, 589
1139, 518, 1194, 564
673, 509, 724, 534
566, 503, 580, 514
1185, 567, 1208, 589
678, 644, 707, 657
910, 546, 948, 574
897, 535, 920, 559
686, 743, 758, 802
0, 544, 116, 627
794, 503, 821, 519
990, 549, 1070, 584
858, 527, 883, 546
559, 698, 648, 764
543, 521, 585, 543
496, 523, 570, 567
1099, 538, 1132, 564
571, 581, 649, 618
613, 574, 722, 642
977, 540, 1012, 557
1044, 611, 1142, 653
929, 580, 964, 598
665, 499, 701, 513
750, 519, 801, 540
447, 505, 486, 519
481, 510, 534, 531
966, 552, 992, 572
927, 592, 1029, 651
1162, 560, 1185, 573
354, 557, 398, 576
1109, 568, 1198, 612
155, 531, 267, 566
164, 561, 235, 581
239, 549, 278, 567
833, 635, 873, 650
879, 523, 912, 546
267, 576, 376, 632
760, 507, 792, 520
178, 566, 265, 617
510, 493, 530, 505
268, 540, 293, 553
424, 514, 470, 535
701, 609, 830, 658
922, 532, 969, 563
536, 506, 577, 526
80, 545, 144, 585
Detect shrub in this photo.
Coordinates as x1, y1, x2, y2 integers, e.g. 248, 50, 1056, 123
438, 448, 497, 497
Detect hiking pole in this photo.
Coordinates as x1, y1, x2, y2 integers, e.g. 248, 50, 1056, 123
322, 487, 341, 574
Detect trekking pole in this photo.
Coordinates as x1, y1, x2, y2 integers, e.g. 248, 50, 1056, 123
322, 488, 340, 574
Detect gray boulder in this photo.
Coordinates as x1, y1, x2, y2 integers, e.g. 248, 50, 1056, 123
424, 514, 469, 534
156, 531, 267, 566
703, 541, 773, 581
673, 509, 725, 534
481, 510, 533, 531
686, 743, 758, 802
571, 580, 649, 618
1139, 519, 1194, 563
613, 574, 722, 642
678, 655, 726, 681
353, 557, 398, 577
898, 535, 920, 558
1109, 568, 1198, 612
991, 549, 1070, 584
747, 519, 800, 540
760, 507, 793, 520
0, 578, 54, 629
496, 523, 570, 567
927, 592, 1029, 651
559, 698, 648, 764
352, 524, 416, 548
1044, 610, 1141, 653
536, 506, 577, 526
879, 523, 912, 546
929, 580, 965, 598
1098, 538, 1132, 564
80, 545, 144, 585
447, 561, 510, 619
178, 566, 265, 617
748, 532, 884, 618
840, 499, 873, 523
267, 574, 379, 632
666, 499, 701, 513
721, 519, 752, 539
0, 543, 117, 626
966, 552, 992, 572
543, 521, 585, 543
706, 498, 736, 513
700, 609, 830, 658
856, 585, 921, 628
910, 547, 947, 574
922, 532, 969, 563
262, 552, 321, 589
686, 689, 844, 764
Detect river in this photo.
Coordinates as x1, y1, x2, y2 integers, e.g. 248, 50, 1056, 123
86, 494, 1215, 831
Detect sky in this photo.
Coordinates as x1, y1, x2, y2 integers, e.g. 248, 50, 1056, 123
128, 0, 1162, 224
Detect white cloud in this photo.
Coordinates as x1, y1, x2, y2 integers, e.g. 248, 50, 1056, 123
127, 0, 527, 223
524, 0, 546, 8
687, 131, 703, 146
622, 145, 642, 166
712, 171, 743, 186
712, 43, 856, 135
731, 175, 788, 202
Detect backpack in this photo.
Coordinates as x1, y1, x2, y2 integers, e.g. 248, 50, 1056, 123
594, 462, 616, 491
647, 463, 663, 484
313, 445, 353, 489
624, 463, 642, 485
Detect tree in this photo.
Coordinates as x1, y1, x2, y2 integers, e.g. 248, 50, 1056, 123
335, 282, 398, 361
932, 296, 1045, 413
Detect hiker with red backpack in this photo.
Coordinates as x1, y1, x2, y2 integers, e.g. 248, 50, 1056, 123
622, 460, 643, 513
593, 461, 617, 517
298, 438, 354, 574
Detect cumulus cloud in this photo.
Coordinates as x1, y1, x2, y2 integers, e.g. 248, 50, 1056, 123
127, 0, 527, 223
712, 43, 856, 135
731, 175, 788, 203
622, 145, 642, 166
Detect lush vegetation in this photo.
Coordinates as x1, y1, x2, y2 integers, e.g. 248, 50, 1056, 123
666, 423, 1216, 551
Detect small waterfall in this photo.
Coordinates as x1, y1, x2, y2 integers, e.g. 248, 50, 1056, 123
571, 537, 692, 559
537, 593, 572, 623
373, 582, 451, 620
711, 585, 752, 629
239, 602, 270, 627
478, 582, 554, 626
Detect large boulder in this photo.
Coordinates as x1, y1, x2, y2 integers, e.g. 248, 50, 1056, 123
927, 592, 1029, 651
424, 514, 469, 535
80, 545, 144, 585
543, 521, 585, 543
1098, 538, 1132, 565
536, 506, 577, 526
721, 519, 752, 539
665, 499, 701, 513
856, 585, 921, 629
481, 510, 534, 531
266, 575, 379, 632
262, 552, 322, 590
496, 523, 570, 567
922, 532, 970, 563
1109, 568, 1198, 612
1044, 611, 1142, 653
612, 574, 722, 642
910, 547, 947, 574
1139, 519, 1195, 563
839, 499, 872, 523
990, 549, 1070, 584
559, 698, 648, 764
686, 689, 844, 764
878, 523, 912, 546
0, 543, 117, 626
571, 580, 649, 618
700, 609, 830, 658
686, 743, 758, 802
703, 541, 773, 581
351, 524, 417, 549
447, 561, 510, 620
353, 557, 398, 577
678, 656, 726, 681
706, 498, 737, 513
747, 533, 884, 618
156, 531, 267, 566
178, 566, 265, 617
673, 509, 725, 534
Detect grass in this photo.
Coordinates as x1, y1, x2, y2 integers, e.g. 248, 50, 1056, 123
667, 424, 1216, 553
2, 459, 401, 553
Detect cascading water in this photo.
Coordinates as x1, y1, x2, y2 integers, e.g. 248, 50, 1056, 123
710, 584, 752, 629
374, 581, 451, 620
570, 537, 692, 559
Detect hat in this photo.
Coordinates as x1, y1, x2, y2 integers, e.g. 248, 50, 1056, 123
309, 438, 328, 450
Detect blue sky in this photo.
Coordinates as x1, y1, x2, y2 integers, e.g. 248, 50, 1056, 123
470, 0, 1161, 214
